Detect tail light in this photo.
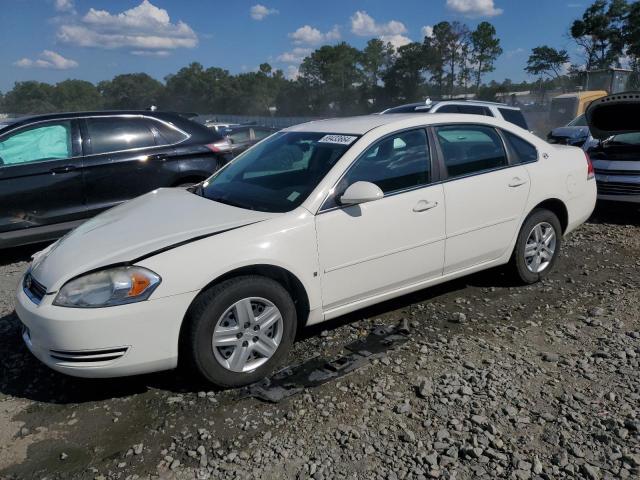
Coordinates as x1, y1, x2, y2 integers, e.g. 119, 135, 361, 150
206, 139, 233, 153
585, 151, 595, 180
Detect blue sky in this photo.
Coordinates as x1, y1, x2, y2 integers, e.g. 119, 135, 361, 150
0, 0, 590, 92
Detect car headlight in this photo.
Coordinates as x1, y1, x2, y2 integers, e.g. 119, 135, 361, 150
53, 266, 161, 308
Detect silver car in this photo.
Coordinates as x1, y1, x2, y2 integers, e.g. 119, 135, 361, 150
586, 92, 640, 204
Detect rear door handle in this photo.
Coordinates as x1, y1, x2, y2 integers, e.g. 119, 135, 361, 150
508, 177, 527, 187
413, 200, 439, 212
50, 165, 77, 174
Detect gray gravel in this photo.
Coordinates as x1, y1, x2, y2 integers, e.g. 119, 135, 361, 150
0, 205, 639, 479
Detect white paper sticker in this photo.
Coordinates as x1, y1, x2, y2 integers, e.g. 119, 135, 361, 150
287, 191, 301, 202
318, 134, 358, 145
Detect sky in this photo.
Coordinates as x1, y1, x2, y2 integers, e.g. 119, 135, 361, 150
0, 0, 591, 92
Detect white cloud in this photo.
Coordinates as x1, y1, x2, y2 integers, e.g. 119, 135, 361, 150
380, 34, 412, 50
277, 47, 312, 64
14, 50, 78, 69
285, 65, 300, 80
250, 4, 278, 20
421, 25, 434, 39
350, 11, 407, 37
54, 0, 75, 13
289, 25, 340, 45
57, 0, 197, 54
131, 50, 171, 57
446, 0, 503, 17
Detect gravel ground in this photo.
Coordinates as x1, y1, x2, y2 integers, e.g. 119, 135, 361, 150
0, 204, 638, 480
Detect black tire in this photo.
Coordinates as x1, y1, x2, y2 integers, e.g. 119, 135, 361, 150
509, 208, 562, 284
183, 275, 297, 388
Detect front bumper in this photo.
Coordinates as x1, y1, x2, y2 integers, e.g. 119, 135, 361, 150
15, 279, 198, 378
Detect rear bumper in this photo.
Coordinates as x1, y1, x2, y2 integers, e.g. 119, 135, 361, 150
15, 278, 198, 378
566, 179, 597, 235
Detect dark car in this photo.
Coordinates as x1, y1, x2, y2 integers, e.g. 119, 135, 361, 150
0, 110, 232, 248
224, 125, 278, 155
546, 114, 591, 147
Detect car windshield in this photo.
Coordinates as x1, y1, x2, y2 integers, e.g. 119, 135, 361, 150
608, 132, 640, 145
197, 131, 359, 213
567, 114, 587, 127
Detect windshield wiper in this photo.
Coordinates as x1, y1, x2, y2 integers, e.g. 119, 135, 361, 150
207, 196, 254, 210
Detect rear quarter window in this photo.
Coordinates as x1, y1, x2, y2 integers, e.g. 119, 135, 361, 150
503, 130, 538, 164
148, 119, 188, 145
498, 108, 528, 130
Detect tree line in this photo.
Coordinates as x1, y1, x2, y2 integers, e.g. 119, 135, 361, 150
2, 0, 640, 117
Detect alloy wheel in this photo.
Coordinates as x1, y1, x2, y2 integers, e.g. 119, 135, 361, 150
524, 222, 557, 273
211, 297, 283, 373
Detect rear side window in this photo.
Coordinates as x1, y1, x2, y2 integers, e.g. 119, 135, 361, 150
435, 125, 508, 179
0, 121, 72, 166
253, 128, 274, 140
458, 105, 492, 116
148, 119, 188, 145
86, 117, 156, 155
228, 128, 251, 144
498, 108, 528, 130
436, 105, 459, 113
503, 131, 538, 164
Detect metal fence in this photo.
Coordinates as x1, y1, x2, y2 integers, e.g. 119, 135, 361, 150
195, 114, 320, 129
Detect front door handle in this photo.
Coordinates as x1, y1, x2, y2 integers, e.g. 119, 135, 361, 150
413, 200, 439, 212
50, 165, 77, 174
508, 177, 528, 187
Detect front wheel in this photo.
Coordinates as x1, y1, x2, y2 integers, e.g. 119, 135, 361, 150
509, 209, 562, 284
183, 276, 297, 387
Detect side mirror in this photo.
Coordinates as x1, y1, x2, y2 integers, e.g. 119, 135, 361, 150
339, 181, 384, 206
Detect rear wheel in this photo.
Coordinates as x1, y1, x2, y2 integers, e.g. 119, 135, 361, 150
184, 276, 296, 387
510, 209, 562, 284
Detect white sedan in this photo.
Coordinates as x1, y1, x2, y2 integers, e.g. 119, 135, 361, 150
15, 113, 597, 387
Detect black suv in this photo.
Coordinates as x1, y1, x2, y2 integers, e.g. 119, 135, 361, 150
0, 111, 232, 248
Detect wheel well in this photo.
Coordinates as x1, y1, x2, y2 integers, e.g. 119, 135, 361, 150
186, 264, 310, 329
532, 199, 569, 233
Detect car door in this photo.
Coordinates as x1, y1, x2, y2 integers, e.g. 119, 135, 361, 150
433, 124, 531, 274
0, 119, 86, 242
315, 128, 446, 310
80, 115, 177, 215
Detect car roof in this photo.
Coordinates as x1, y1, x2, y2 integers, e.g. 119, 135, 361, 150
284, 113, 516, 135
8, 110, 184, 123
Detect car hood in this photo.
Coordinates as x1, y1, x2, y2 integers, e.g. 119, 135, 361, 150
586, 92, 640, 139
31, 188, 275, 291
549, 126, 590, 139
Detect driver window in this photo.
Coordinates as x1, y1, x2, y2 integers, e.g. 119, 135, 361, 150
0, 121, 72, 167
343, 128, 430, 194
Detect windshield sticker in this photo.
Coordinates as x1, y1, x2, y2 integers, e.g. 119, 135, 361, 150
287, 191, 301, 202
318, 134, 358, 145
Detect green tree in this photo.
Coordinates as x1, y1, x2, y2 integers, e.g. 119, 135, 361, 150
625, 1, 640, 73
98, 73, 164, 110
163, 63, 234, 113
525, 46, 570, 80
361, 39, 395, 108
52, 80, 102, 111
299, 42, 363, 115
570, 0, 628, 70
470, 22, 503, 94
382, 42, 430, 104
2, 81, 56, 113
